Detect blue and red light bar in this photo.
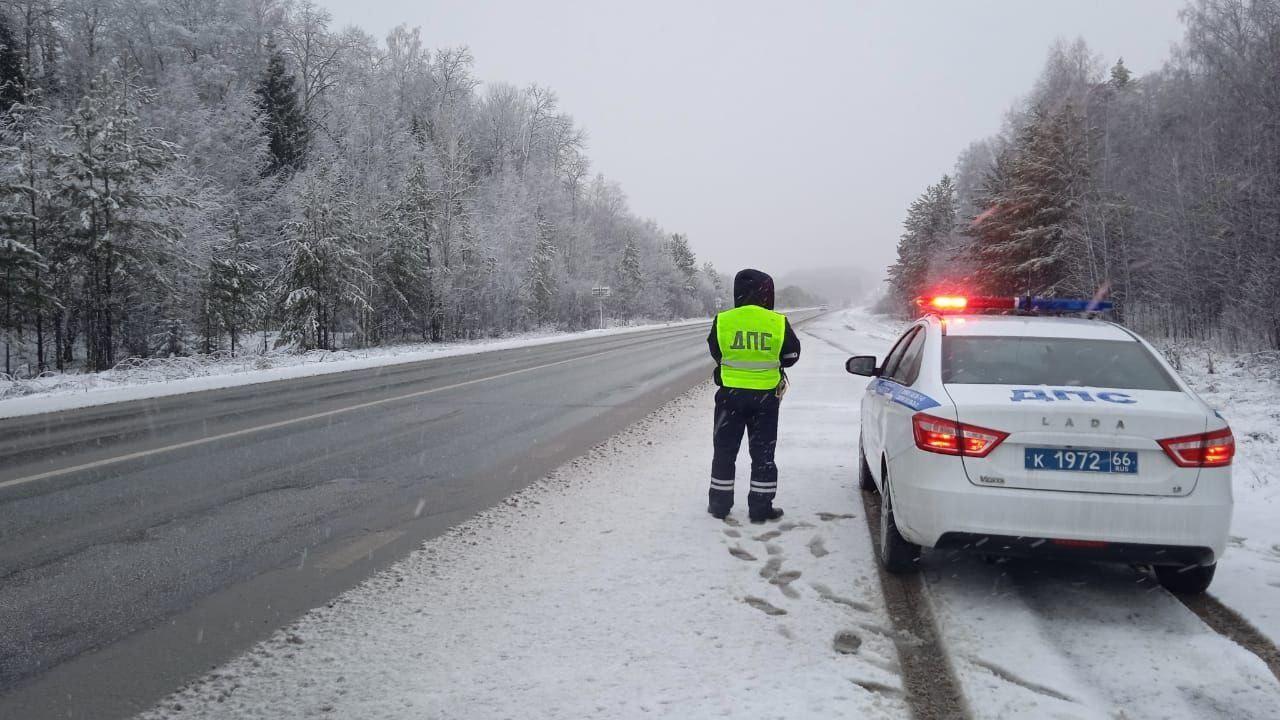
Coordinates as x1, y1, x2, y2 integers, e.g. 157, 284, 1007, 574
917, 295, 1114, 314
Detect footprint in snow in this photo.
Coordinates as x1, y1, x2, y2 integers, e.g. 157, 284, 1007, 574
768, 568, 802, 599
833, 630, 862, 655
811, 582, 873, 613
723, 528, 741, 539
808, 535, 829, 558
722, 516, 741, 527
754, 529, 782, 542
778, 521, 815, 531
816, 512, 857, 522
743, 596, 787, 616
728, 545, 757, 562
760, 557, 783, 580
771, 569, 802, 585
765, 543, 784, 556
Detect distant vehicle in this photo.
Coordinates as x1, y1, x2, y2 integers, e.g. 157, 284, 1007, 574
847, 295, 1233, 594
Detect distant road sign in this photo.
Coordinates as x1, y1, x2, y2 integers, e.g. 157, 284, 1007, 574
591, 287, 612, 298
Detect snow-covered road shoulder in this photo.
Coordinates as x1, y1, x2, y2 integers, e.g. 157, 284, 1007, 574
141, 310, 905, 720
136, 308, 1280, 719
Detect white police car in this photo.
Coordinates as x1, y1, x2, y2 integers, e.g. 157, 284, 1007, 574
847, 296, 1234, 594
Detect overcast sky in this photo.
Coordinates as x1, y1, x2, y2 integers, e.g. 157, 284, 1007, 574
320, 0, 1187, 282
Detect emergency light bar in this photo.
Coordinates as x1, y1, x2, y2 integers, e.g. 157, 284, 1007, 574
917, 295, 1114, 314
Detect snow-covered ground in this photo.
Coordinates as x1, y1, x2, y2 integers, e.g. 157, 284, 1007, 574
1180, 352, 1280, 649
0, 318, 710, 419
139, 308, 1280, 719
142, 309, 909, 719
806, 312, 1280, 719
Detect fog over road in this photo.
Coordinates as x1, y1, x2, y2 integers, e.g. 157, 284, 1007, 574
0, 310, 820, 720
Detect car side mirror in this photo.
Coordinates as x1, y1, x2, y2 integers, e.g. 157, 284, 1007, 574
846, 355, 879, 377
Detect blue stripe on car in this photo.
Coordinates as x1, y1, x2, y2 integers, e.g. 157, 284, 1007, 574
871, 378, 941, 411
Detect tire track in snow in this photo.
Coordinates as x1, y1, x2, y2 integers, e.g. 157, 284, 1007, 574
1178, 591, 1280, 682
859, 485, 969, 720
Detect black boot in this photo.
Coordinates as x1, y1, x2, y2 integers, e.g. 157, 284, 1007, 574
708, 488, 733, 519
749, 507, 784, 524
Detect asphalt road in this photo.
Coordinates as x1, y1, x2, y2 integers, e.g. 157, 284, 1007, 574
0, 311, 820, 719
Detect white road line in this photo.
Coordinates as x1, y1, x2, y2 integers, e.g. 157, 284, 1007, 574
0, 344, 641, 491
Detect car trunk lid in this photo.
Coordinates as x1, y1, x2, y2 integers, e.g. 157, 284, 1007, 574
943, 384, 1207, 496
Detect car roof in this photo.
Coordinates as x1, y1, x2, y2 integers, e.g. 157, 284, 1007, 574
929, 314, 1136, 341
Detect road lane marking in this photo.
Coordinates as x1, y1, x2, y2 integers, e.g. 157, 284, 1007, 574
0, 343, 651, 491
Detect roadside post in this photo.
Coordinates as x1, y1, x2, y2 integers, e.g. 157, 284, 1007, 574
591, 287, 612, 329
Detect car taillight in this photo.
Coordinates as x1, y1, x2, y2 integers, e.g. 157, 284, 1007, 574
1158, 427, 1235, 468
912, 413, 1009, 458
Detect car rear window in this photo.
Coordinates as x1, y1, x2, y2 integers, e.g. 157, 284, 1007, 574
941, 336, 1180, 390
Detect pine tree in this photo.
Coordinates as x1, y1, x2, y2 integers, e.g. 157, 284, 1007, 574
0, 93, 59, 372
1109, 58, 1132, 89
666, 232, 698, 316
275, 162, 371, 351
0, 237, 46, 375
526, 209, 557, 325
202, 215, 262, 354
0, 14, 25, 112
55, 68, 186, 371
616, 236, 643, 318
255, 40, 308, 176
966, 104, 1091, 296
399, 156, 442, 339
887, 175, 955, 313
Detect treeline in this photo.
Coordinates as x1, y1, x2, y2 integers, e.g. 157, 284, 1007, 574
887, 0, 1280, 350
0, 0, 726, 376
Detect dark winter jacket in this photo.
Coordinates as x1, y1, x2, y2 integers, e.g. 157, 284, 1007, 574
707, 268, 801, 387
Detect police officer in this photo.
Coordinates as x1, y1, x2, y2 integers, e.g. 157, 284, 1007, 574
707, 268, 801, 523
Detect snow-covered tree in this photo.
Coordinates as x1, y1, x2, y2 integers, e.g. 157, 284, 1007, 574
665, 232, 698, 316
256, 40, 307, 175
886, 175, 956, 314
0, 14, 26, 111
201, 215, 262, 354
274, 161, 370, 351
55, 67, 186, 370
0, 0, 724, 373
526, 209, 557, 324
0, 94, 60, 372
966, 104, 1091, 297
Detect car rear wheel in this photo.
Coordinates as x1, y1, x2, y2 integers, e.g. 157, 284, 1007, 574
1155, 562, 1216, 595
858, 437, 877, 493
878, 467, 920, 574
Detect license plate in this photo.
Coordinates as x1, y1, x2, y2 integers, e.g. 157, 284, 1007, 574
1024, 448, 1138, 474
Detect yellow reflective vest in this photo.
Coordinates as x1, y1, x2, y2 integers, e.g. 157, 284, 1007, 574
715, 305, 786, 390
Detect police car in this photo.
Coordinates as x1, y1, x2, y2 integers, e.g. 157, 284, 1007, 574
846, 296, 1233, 594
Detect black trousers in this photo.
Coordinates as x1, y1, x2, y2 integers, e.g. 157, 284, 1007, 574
709, 386, 780, 514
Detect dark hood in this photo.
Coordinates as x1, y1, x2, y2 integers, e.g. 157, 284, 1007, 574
733, 268, 774, 309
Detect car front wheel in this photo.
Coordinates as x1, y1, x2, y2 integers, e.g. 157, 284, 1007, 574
878, 468, 921, 574
1155, 562, 1216, 595
858, 437, 877, 493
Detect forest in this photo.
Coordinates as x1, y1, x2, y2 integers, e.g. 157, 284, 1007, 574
886, 0, 1280, 351
0, 0, 728, 376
